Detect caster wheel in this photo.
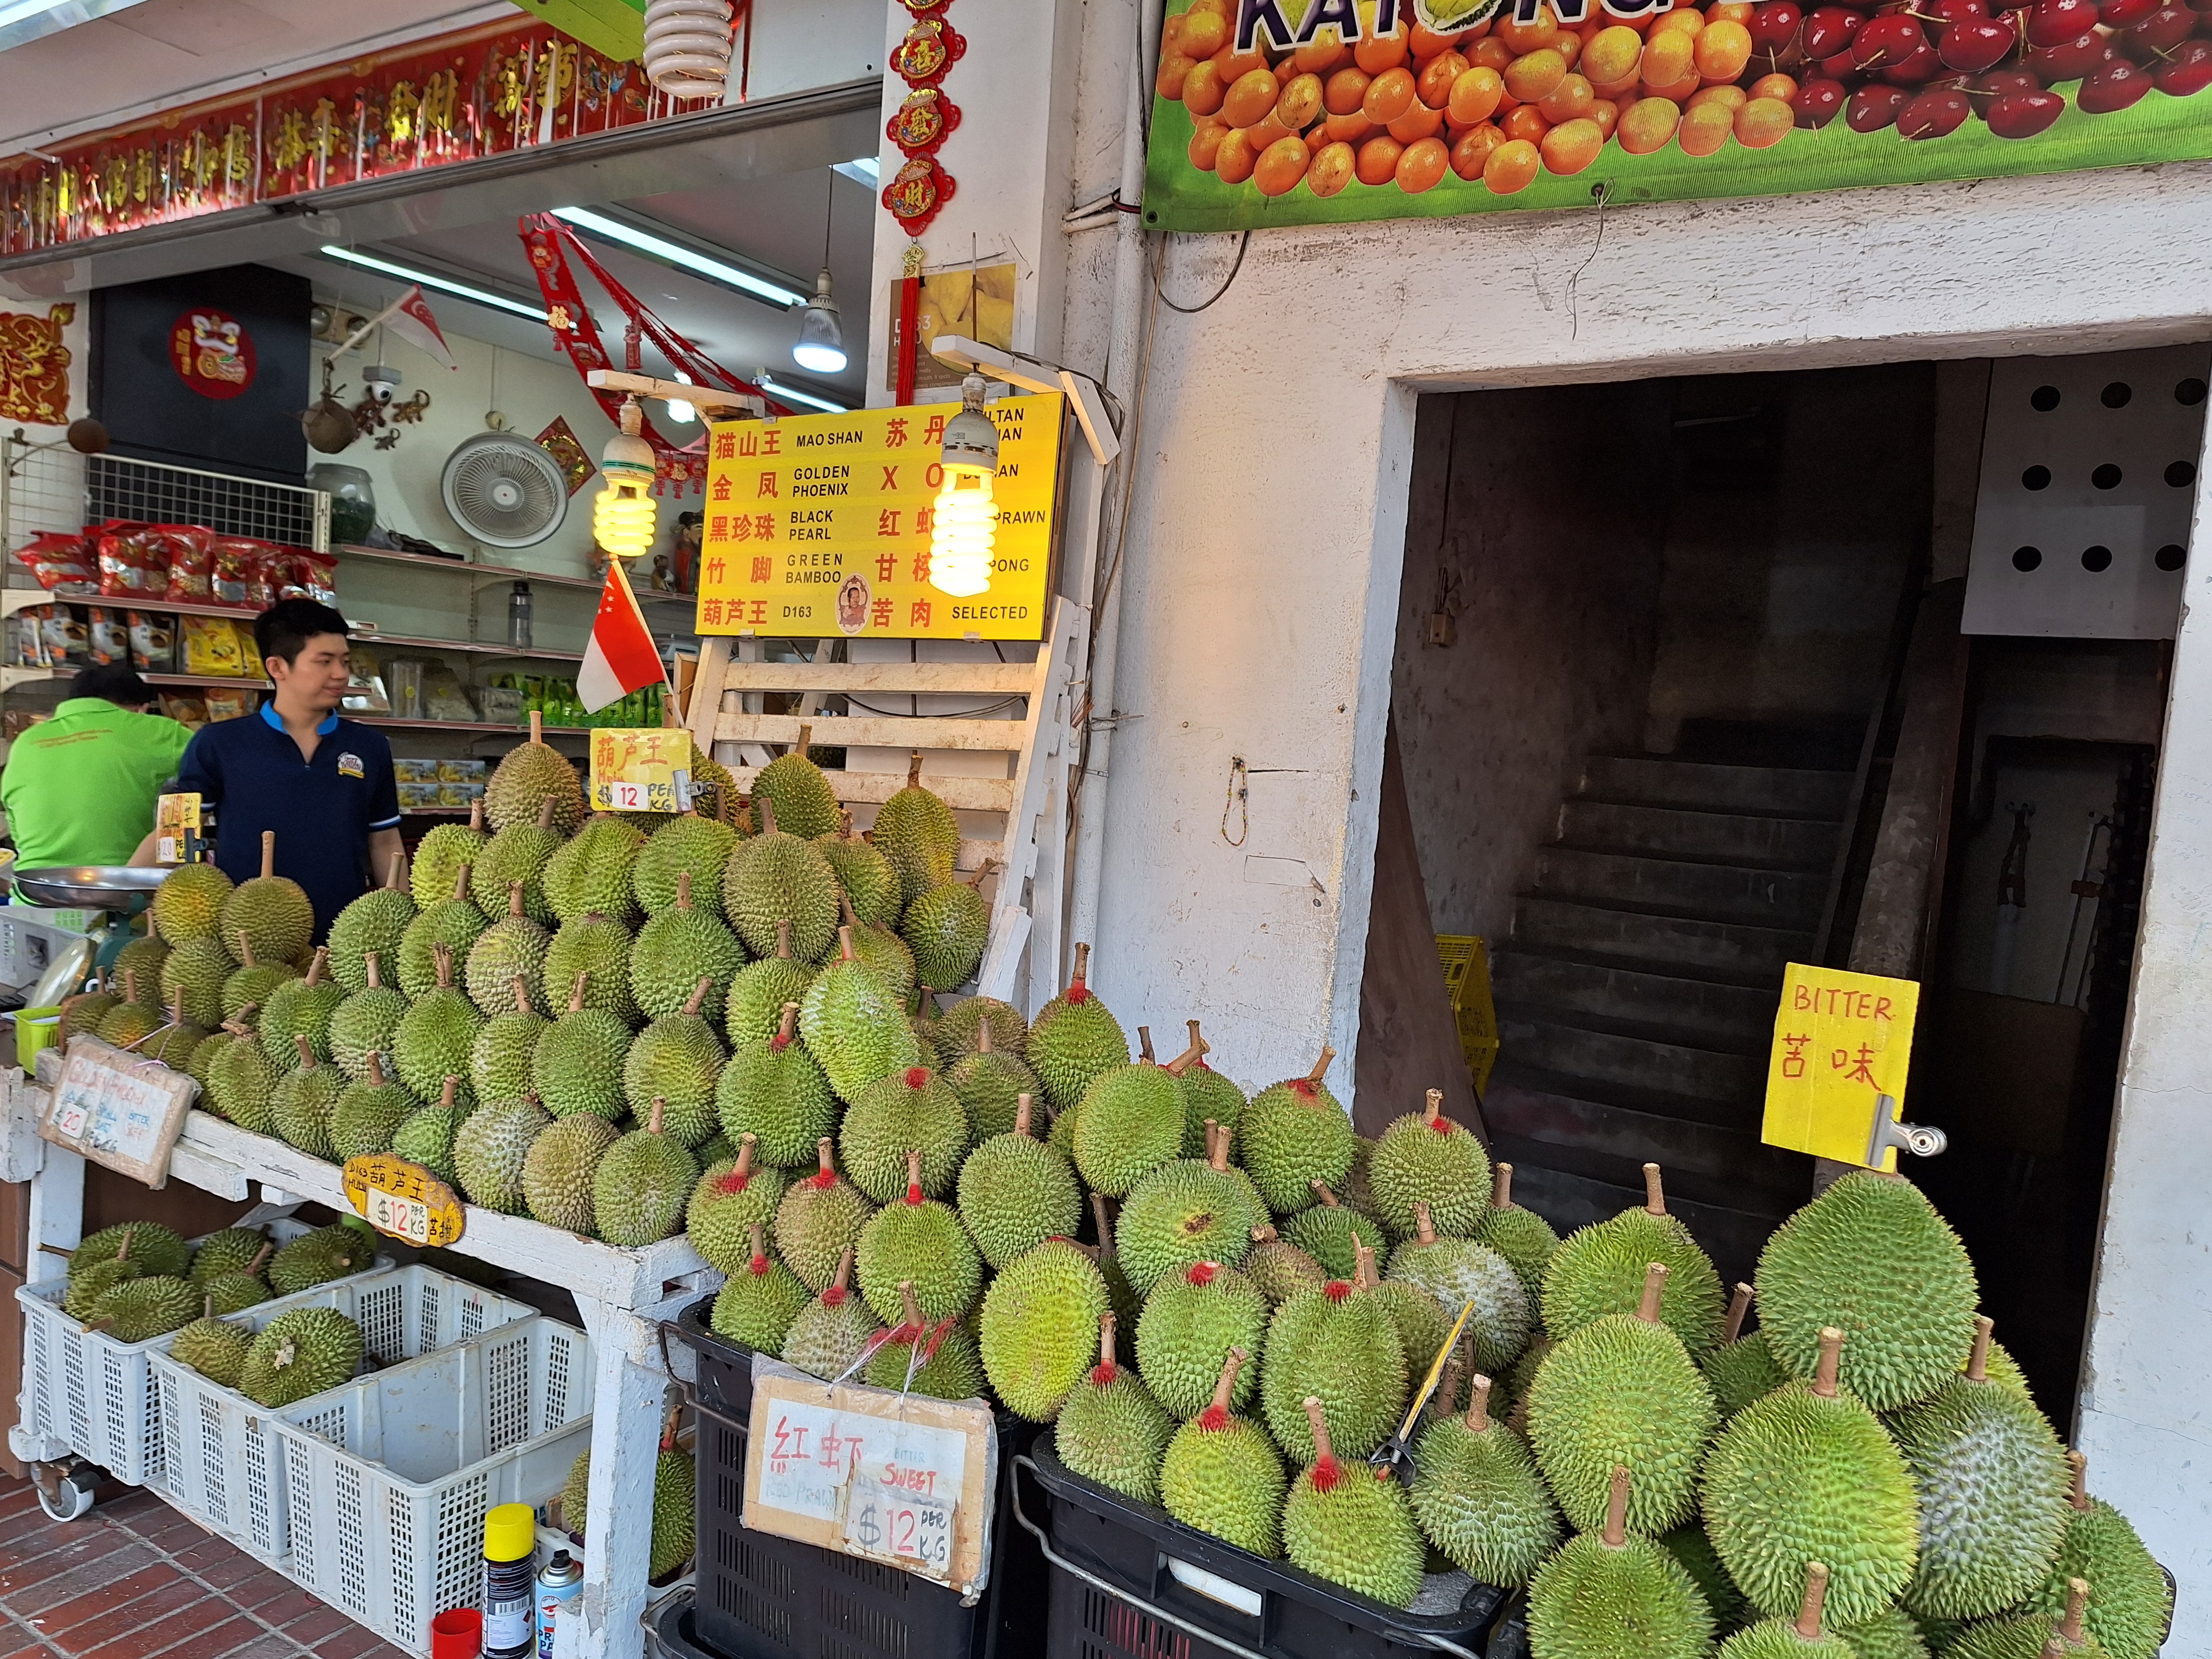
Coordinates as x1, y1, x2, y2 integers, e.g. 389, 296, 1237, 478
31, 1459, 99, 1521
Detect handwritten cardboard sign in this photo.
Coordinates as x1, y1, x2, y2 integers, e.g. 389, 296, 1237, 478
38, 1035, 197, 1186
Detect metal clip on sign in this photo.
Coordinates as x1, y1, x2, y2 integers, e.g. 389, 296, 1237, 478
1868, 1095, 1950, 1163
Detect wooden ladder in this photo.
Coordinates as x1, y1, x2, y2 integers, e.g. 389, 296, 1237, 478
683, 596, 1085, 1014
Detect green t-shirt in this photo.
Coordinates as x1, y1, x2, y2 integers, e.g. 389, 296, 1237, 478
2, 697, 192, 870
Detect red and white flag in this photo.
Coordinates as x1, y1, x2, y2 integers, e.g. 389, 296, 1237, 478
377, 285, 458, 371
578, 557, 666, 713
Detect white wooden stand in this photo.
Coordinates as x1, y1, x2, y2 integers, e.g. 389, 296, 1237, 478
4, 1069, 713, 1659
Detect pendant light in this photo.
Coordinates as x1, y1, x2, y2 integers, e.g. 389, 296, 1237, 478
793, 176, 847, 375
594, 395, 658, 560
929, 373, 999, 598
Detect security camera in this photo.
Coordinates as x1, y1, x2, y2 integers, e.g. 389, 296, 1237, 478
362, 364, 402, 406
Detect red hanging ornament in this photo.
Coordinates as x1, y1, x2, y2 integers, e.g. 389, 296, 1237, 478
887, 86, 959, 156
882, 155, 954, 237
888, 16, 963, 86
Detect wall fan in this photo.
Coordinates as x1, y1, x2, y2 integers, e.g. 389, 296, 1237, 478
440, 430, 568, 548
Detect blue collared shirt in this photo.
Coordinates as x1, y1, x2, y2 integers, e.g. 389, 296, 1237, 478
175, 703, 401, 944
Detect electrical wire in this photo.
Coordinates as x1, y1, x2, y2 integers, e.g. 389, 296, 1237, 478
1153, 229, 1251, 315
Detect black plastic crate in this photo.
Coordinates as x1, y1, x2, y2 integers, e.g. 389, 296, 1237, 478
669, 1300, 1046, 1659
1016, 1433, 1516, 1659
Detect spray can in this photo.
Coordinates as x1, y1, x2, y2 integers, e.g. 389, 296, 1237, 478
536, 1548, 582, 1659
482, 1504, 538, 1659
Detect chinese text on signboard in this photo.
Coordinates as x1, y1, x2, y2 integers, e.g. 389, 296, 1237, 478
1762, 963, 1921, 1171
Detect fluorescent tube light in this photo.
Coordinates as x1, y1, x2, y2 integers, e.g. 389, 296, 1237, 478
758, 375, 848, 415
833, 157, 880, 186
550, 207, 807, 309
318, 246, 547, 321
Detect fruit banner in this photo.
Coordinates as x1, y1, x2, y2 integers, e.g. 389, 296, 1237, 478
1142, 0, 2212, 229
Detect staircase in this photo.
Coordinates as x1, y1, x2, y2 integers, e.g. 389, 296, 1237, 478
1483, 753, 1857, 1283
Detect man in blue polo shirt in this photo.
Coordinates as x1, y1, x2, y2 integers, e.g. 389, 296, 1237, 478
132, 599, 401, 942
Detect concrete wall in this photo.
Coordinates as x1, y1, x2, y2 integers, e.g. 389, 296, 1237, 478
1392, 383, 1668, 948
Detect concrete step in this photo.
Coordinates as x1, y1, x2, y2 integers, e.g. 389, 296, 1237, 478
1501, 1160, 1782, 1290
1580, 755, 1856, 819
1511, 896, 1811, 984
1497, 1008, 1766, 1109
1558, 800, 1843, 870
1483, 1063, 1810, 1213
1533, 846, 1828, 929
1490, 947, 1778, 1047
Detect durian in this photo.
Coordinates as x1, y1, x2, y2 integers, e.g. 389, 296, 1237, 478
593, 1097, 700, 1246
465, 883, 553, 1015
724, 920, 816, 1046
980, 1237, 1111, 1422
955, 1094, 1082, 1269
2017, 1453, 2172, 1659
392, 943, 484, 1108
1238, 1046, 1357, 1216
471, 799, 564, 926
933, 994, 1028, 1067
781, 1247, 883, 1380
393, 1094, 465, 1185
1471, 1160, 1562, 1301
158, 936, 232, 1030
716, 1001, 835, 1167
685, 1134, 788, 1272
216, 831, 315, 966
1717, 1560, 1851, 1658
397, 865, 491, 1000
865, 1284, 987, 1400
267, 1225, 371, 1296
541, 911, 638, 1024
259, 947, 342, 1068
1025, 943, 1129, 1111
452, 1092, 551, 1214
151, 859, 233, 946
1055, 1311, 1173, 1504
533, 972, 632, 1120
206, 1021, 281, 1131
1072, 1047, 1187, 1199
635, 812, 740, 921
1368, 1086, 1492, 1239
1243, 1224, 1327, 1306
329, 951, 408, 1083
750, 728, 840, 841
1527, 1466, 1715, 1659
816, 810, 899, 926
1281, 1180, 1388, 1281
1282, 1395, 1425, 1607
901, 861, 993, 993
327, 854, 415, 994
484, 712, 586, 835
1135, 1259, 1268, 1419
170, 1307, 253, 1388
1174, 1019, 1248, 1154
1259, 1244, 1407, 1464
85, 1273, 200, 1341
74, 1222, 187, 1278
943, 1017, 1041, 1141
722, 797, 841, 962
220, 933, 297, 1023
239, 1307, 363, 1407
855, 1149, 982, 1323
188, 1226, 270, 1285
801, 927, 925, 1102
839, 1064, 967, 1203
870, 752, 961, 909
1158, 1348, 1287, 1557
273, 1034, 345, 1159
1707, 1283, 1792, 1419
524, 1110, 621, 1233
471, 974, 547, 1104
710, 1221, 808, 1352
543, 815, 646, 928
1543, 1165, 1729, 1362
1409, 1374, 1561, 1587
1387, 1200, 1530, 1375
774, 1137, 878, 1293
632, 873, 744, 1023
1116, 1121, 1264, 1293
411, 799, 488, 906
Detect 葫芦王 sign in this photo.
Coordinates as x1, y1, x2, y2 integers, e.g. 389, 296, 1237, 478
693, 395, 1063, 642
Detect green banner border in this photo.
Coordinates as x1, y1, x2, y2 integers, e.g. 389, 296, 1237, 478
1143, 15, 2212, 232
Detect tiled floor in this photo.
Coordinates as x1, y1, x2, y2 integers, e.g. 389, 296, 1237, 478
0, 1478, 408, 1658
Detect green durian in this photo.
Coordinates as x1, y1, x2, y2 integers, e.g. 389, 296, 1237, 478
622, 979, 728, 1145
1387, 1201, 1531, 1375
774, 1139, 878, 1293
1072, 1057, 1186, 1199
542, 815, 646, 927
93, 969, 164, 1048
63, 1255, 140, 1320
1366, 1276, 1452, 1377
59, 988, 119, 1040
484, 719, 585, 835
751, 734, 840, 841
901, 866, 991, 993
220, 931, 298, 1023
259, 948, 343, 1068
685, 1135, 789, 1271
1259, 1250, 1407, 1464
1238, 1046, 1356, 1216
219, 831, 315, 966
869, 753, 960, 910
1158, 1347, 1286, 1557
326, 854, 415, 993
631, 876, 744, 1023
151, 859, 233, 946
1528, 1467, 1715, 1659
1716, 1562, 1855, 1657
470, 799, 564, 926
838, 1065, 967, 1203
1242, 1224, 1327, 1306
328, 1053, 420, 1162
780, 1248, 884, 1380
1410, 1376, 1561, 1588
1831, 1609, 1926, 1659
170, 1310, 253, 1388
1756, 1170, 1977, 1413
1471, 1160, 1561, 1300
710, 1221, 809, 1351
396, 864, 491, 1000
980, 1237, 1111, 1422
942, 1018, 1041, 1141
816, 812, 900, 927
1282, 1393, 1425, 1607
1543, 1169, 1728, 1362
723, 920, 815, 1045
267, 1225, 371, 1296
1024, 944, 1129, 1110
239, 1307, 363, 1407
137, 992, 207, 1070
593, 1097, 700, 1246
955, 1095, 1082, 1270
1708, 1284, 1792, 1419
391, 943, 484, 1109
1664, 1521, 1750, 1634
841, 905, 917, 1007
188, 1226, 269, 1285
111, 933, 170, 996
932, 994, 1028, 1068
541, 912, 638, 1024
864, 1292, 987, 1400
1946, 1578, 2113, 1659
1367, 1088, 1492, 1238
201, 1267, 273, 1316
1173, 1020, 1247, 1154
328, 951, 408, 1083
634, 812, 740, 921
207, 1025, 281, 1131
651, 1419, 697, 1580
524, 1111, 621, 1233
272, 1035, 345, 1158
721, 797, 841, 962
470, 974, 547, 1104
1135, 1259, 1268, 1419
1702, 1328, 1922, 1628
392, 1099, 465, 1185
86, 1273, 200, 1341
1054, 1310, 1174, 1504
533, 971, 632, 1120
800, 928, 925, 1102
715, 1001, 835, 1168
2016, 1454, 2172, 1659
410, 802, 488, 906
854, 1151, 983, 1324
1115, 1127, 1264, 1294
158, 936, 233, 1030
1281, 1185, 1388, 1281
1528, 1262, 1719, 1536
452, 1092, 551, 1214
464, 884, 553, 1015
73, 1221, 188, 1278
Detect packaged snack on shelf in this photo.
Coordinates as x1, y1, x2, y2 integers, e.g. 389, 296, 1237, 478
96, 526, 168, 599
86, 606, 130, 665
234, 622, 263, 680
422, 665, 478, 723
276, 547, 339, 605
149, 525, 214, 601
181, 615, 246, 677
12, 531, 98, 594
2, 709, 52, 740
398, 781, 443, 808
394, 758, 439, 784
41, 607, 87, 666
210, 538, 256, 606
202, 688, 253, 722
479, 684, 523, 725
127, 612, 177, 673
159, 695, 210, 728
433, 758, 487, 783
435, 782, 480, 807
14, 607, 54, 668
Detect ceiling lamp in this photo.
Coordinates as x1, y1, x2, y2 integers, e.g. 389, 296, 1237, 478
929, 374, 999, 599
642, 0, 735, 99
793, 177, 847, 375
594, 396, 658, 560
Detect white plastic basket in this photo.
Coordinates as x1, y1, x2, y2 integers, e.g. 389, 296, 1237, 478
147, 1263, 539, 1560
15, 1218, 373, 1488
274, 1317, 593, 1655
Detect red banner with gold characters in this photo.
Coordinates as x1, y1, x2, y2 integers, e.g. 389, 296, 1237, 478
0, 303, 73, 424
0, 19, 671, 258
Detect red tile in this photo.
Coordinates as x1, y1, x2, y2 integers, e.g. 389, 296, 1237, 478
249, 1590, 321, 1631
40, 1584, 209, 1658
155, 1540, 233, 1577
88, 1496, 163, 1525
268, 1603, 348, 1647
310, 1626, 391, 1659
5, 1544, 157, 1615
29, 1566, 184, 1638
0, 1623, 54, 1659
113, 1512, 208, 1555
189, 1557, 280, 1598
85, 1614, 255, 1659
0, 1485, 43, 1520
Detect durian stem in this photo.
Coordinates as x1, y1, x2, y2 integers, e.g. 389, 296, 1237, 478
203, 1294, 214, 1319
735, 1133, 757, 1183
793, 723, 812, 755
470, 798, 484, 831
512, 975, 531, 1014
237, 931, 256, 968
774, 919, 793, 961
906, 750, 923, 788
837, 924, 856, 963
904, 1147, 924, 1199
1353, 1240, 1377, 1289
433, 941, 454, 988
1643, 1162, 1667, 1216
683, 977, 711, 1018
366, 953, 384, 991
368, 1053, 388, 1087
2067, 1450, 2091, 1512
1636, 1263, 1669, 1325
1137, 1025, 1155, 1063
569, 972, 589, 1013
123, 967, 138, 1005
1467, 1375, 1493, 1433
247, 1242, 273, 1275
1425, 1087, 1443, 1127
1071, 942, 1091, 988
436, 1073, 456, 1108
1097, 1311, 1117, 1372
748, 1220, 768, 1266
1187, 1019, 1205, 1057
1165, 1037, 1208, 1078
1724, 1283, 1754, 1345
975, 1019, 992, 1056
898, 1279, 924, 1336
1603, 1467, 1630, 1548
1311, 1180, 1340, 1209
840, 890, 858, 928
2061, 1577, 2091, 1643
1091, 1192, 1115, 1255
1207, 1121, 1229, 1173
832, 1245, 854, 1293
1966, 1315, 1994, 1384
661, 1404, 681, 1454
260, 829, 276, 882
293, 1033, 315, 1068
1306, 1046, 1335, 1085
1414, 1200, 1437, 1248
1014, 1095, 1033, 1139
385, 852, 407, 890
537, 797, 557, 831
1492, 1162, 1515, 1210
509, 882, 526, 919
776, 1001, 801, 1044
647, 1096, 666, 1136
1251, 1225, 1277, 1244
451, 862, 472, 904
1210, 1348, 1246, 1416
1301, 1396, 1335, 1465
305, 947, 328, 988
1795, 1563, 1830, 1640
815, 1138, 836, 1181
758, 796, 779, 836
1813, 1327, 1844, 1398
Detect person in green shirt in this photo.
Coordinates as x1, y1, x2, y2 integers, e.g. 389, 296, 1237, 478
2, 664, 191, 869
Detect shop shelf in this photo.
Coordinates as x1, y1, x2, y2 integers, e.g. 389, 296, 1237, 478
148, 1262, 538, 1560
1015, 1437, 1514, 1659
273, 1315, 593, 1655
336, 542, 700, 605
15, 1216, 381, 1490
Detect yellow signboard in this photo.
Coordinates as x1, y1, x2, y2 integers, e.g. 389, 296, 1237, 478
588, 727, 694, 814
694, 394, 1063, 642
342, 1154, 465, 1246
1763, 964, 1921, 1172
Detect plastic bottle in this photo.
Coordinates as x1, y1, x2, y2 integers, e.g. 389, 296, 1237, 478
509, 582, 533, 650
536, 1547, 582, 1659
483, 1503, 538, 1659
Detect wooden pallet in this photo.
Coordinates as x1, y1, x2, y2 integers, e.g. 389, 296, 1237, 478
683, 596, 1084, 1013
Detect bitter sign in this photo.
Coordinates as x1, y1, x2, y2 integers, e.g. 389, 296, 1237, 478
1761, 963, 1921, 1171
693, 394, 1063, 642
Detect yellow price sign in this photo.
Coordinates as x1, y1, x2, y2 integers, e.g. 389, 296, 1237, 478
155, 792, 205, 866
1762, 964, 1921, 1171
342, 1154, 465, 1246
588, 728, 695, 815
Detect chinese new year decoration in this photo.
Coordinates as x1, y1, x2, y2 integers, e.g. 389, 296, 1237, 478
883, 1, 963, 237
0, 303, 74, 425
169, 308, 255, 400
